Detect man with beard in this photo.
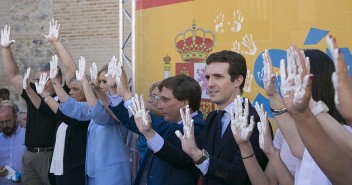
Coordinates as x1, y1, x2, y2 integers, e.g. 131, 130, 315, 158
0, 100, 26, 185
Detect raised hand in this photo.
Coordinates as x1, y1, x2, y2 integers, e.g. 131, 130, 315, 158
175, 106, 199, 161
105, 56, 117, 78
50, 55, 58, 79
129, 93, 149, 126
280, 45, 312, 113
42, 19, 60, 41
75, 56, 86, 81
231, 95, 254, 144
35, 72, 49, 94
1, 25, 15, 48
255, 102, 267, 150
326, 35, 352, 123
130, 93, 153, 137
115, 60, 123, 86
262, 49, 279, 97
90, 62, 97, 82
242, 34, 257, 56
23, 67, 31, 90
177, 105, 194, 139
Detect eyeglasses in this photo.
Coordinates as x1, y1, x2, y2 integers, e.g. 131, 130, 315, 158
151, 94, 161, 102
0, 118, 14, 125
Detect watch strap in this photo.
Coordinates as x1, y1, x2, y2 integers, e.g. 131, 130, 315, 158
194, 149, 209, 165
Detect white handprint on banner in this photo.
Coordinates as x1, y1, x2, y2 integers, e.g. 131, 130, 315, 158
229, 10, 244, 33
242, 34, 257, 56
214, 13, 225, 33
243, 69, 253, 93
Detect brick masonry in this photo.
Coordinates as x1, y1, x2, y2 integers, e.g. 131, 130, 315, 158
0, 0, 132, 111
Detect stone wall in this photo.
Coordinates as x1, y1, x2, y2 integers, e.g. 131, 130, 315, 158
0, 0, 132, 111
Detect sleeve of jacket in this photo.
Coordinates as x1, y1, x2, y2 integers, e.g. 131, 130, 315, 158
154, 138, 196, 170
109, 101, 155, 134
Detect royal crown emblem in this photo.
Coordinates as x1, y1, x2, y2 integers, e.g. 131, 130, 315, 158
174, 21, 216, 63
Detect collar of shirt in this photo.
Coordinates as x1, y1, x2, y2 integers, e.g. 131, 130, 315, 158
108, 89, 123, 106
177, 110, 199, 125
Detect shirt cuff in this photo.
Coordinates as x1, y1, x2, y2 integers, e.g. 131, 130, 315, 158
124, 98, 134, 117
147, 132, 164, 153
196, 158, 209, 175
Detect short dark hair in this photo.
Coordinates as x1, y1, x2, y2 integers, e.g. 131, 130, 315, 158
304, 49, 346, 124
158, 74, 201, 112
206, 50, 247, 93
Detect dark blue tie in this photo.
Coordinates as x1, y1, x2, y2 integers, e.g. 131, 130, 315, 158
214, 110, 226, 155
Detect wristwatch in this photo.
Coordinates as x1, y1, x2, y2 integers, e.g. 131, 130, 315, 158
194, 149, 209, 165
311, 101, 329, 116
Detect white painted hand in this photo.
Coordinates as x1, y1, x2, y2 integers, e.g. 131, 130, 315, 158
280, 45, 312, 114
326, 35, 341, 104
179, 105, 194, 139
326, 35, 352, 123
129, 93, 148, 126
43, 19, 60, 41
255, 102, 267, 150
326, 36, 339, 70
35, 72, 49, 94
90, 63, 97, 81
75, 56, 86, 81
262, 49, 278, 96
49, 55, 58, 79
231, 95, 254, 143
230, 10, 244, 32
242, 34, 257, 55
105, 56, 117, 78
23, 67, 31, 90
1, 25, 15, 48
115, 60, 123, 86
280, 46, 310, 104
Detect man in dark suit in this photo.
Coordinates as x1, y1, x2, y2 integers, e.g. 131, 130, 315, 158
112, 74, 205, 185
139, 50, 268, 185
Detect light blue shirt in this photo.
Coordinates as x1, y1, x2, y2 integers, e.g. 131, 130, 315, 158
59, 97, 131, 185
0, 126, 26, 185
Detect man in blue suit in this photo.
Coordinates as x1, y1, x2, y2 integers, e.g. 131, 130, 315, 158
140, 50, 269, 185
110, 74, 205, 185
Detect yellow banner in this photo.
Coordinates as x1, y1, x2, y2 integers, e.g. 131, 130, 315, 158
136, 0, 352, 120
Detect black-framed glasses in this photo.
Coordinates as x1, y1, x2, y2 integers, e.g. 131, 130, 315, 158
151, 94, 161, 102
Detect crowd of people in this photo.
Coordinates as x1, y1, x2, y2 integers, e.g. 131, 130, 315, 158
0, 19, 351, 185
